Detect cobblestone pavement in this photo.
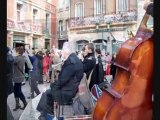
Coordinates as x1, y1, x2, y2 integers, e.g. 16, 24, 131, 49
7, 81, 50, 120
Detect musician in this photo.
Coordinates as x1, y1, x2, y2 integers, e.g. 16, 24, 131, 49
37, 42, 84, 120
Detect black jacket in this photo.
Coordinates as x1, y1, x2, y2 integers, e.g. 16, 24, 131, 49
83, 53, 96, 79
110, 62, 116, 79
7, 53, 14, 96
89, 55, 104, 90
50, 53, 83, 104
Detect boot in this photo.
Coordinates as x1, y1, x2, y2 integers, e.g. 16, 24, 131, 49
13, 98, 21, 111
20, 99, 27, 110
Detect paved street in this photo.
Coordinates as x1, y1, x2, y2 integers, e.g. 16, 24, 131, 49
7, 81, 50, 120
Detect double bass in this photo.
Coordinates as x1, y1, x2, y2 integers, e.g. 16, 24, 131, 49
92, 12, 153, 120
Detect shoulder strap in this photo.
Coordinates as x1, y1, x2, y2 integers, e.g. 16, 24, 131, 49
16, 64, 25, 76
87, 69, 94, 86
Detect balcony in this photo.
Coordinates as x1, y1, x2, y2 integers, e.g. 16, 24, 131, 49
43, 28, 51, 38
57, 30, 68, 40
69, 10, 137, 28
7, 19, 43, 34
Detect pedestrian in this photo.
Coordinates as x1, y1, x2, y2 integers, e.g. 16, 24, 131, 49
37, 42, 84, 120
7, 47, 14, 120
28, 50, 41, 98
110, 54, 117, 79
51, 50, 62, 81
36, 51, 44, 84
89, 48, 105, 90
101, 50, 107, 74
43, 51, 50, 82
12, 47, 28, 111
82, 43, 96, 79
7, 47, 14, 97
48, 52, 54, 83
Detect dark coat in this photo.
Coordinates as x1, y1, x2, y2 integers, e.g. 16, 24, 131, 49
110, 62, 116, 79
7, 53, 14, 96
89, 55, 104, 90
36, 54, 43, 83
83, 53, 96, 79
50, 53, 84, 104
36, 54, 43, 75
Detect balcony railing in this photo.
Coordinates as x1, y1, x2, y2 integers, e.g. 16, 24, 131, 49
7, 19, 43, 34
43, 28, 52, 38
57, 30, 68, 39
69, 10, 137, 28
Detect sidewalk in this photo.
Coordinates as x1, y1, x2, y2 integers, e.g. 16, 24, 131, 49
7, 81, 50, 120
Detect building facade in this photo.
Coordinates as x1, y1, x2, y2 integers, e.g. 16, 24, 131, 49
7, 0, 57, 50
56, 0, 70, 49
68, 0, 138, 54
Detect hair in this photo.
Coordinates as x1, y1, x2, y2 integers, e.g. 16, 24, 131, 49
45, 51, 50, 57
95, 48, 101, 55
16, 47, 24, 55
106, 52, 110, 56
62, 42, 75, 54
82, 46, 85, 52
86, 43, 94, 53
32, 50, 36, 55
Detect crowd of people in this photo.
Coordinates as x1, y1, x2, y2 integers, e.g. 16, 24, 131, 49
6, 1, 153, 119
7, 42, 117, 120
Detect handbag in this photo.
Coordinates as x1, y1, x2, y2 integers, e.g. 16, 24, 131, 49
73, 70, 95, 115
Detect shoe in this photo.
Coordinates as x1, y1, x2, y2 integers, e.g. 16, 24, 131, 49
38, 112, 47, 120
38, 81, 44, 84
13, 98, 21, 111
22, 82, 26, 85
20, 100, 27, 110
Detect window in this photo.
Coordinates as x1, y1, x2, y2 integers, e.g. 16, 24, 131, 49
78, 44, 84, 51
65, 0, 70, 7
117, 0, 128, 12
46, 0, 51, 3
58, 0, 64, 9
46, 13, 50, 30
75, 3, 84, 18
94, 0, 105, 15
59, 20, 63, 35
66, 20, 69, 31
33, 9, 38, 24
17, 4, 22, 21
33, 38, 38, 48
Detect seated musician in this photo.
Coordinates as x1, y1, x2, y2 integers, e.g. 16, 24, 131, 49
37, 42, 84, 120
